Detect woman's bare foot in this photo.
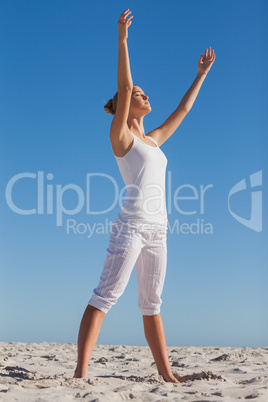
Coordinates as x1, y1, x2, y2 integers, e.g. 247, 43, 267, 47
159, 370, 179, 383
173, 372, 185, 382
73, 368, 88, 378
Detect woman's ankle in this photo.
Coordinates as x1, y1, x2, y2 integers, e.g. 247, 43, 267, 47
158, 370, 178, 383
73, 367, 88, 378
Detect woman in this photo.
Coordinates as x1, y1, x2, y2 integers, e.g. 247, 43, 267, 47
74, 9, 215, 383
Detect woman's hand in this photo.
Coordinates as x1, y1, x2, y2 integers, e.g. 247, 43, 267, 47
118, 9, 133, 41
197, 47, 216, 76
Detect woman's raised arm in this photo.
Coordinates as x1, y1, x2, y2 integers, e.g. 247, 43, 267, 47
117, 9, 133, 89
110, 9, 134, 139
148, 47, 216, 147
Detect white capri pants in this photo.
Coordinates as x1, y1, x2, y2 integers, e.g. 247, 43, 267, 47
88, 216, 168, 316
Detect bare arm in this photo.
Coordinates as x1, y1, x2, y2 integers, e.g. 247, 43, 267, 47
148, 47, 216, 147
179, 47, 216, 112
110, 9, 134, 140
117, 40, 133, 89
179, 72, 207, 113
117, 8, 133, 89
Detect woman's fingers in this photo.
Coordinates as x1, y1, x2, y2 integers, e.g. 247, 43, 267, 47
120, 9, 132, 20
203, 47, 215, 61
126, 15, 133, 25
198, 47, 216, 74
117, 9, 133, 38
118, 9, 133, 25
121, 8, 130, 16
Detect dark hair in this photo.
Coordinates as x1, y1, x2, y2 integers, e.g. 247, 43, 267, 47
104, 92, 118, 115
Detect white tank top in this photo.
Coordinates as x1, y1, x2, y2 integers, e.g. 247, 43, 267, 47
113, 131, 168, 229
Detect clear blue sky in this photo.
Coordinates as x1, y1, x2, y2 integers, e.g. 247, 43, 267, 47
0, 0, 267, 347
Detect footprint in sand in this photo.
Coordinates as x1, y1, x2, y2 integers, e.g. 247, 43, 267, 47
173, 370, 226, 383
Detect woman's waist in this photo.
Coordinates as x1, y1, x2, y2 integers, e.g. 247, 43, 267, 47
115, 210, 168, 232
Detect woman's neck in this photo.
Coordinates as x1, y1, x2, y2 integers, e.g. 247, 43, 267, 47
127, 117, 145, 138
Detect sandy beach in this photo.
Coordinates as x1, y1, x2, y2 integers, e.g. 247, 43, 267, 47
0, 342, 267, 401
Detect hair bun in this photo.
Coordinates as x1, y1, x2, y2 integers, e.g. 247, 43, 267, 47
104, 99, 114, 115
104, 92, 118, 115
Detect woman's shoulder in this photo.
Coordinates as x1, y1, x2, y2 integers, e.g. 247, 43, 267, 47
110, 126, 134, 158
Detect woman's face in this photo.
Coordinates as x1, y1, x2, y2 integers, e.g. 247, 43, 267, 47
130, 86, 151, 115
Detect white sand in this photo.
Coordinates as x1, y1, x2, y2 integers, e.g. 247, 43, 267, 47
0, 342, 267, 401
